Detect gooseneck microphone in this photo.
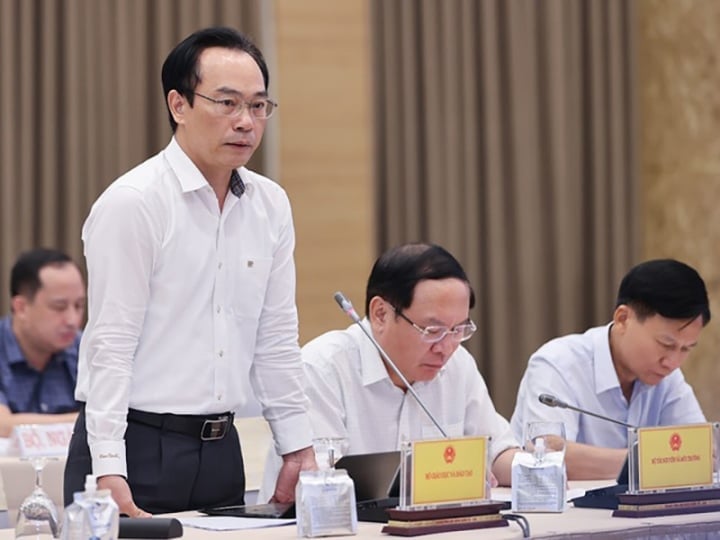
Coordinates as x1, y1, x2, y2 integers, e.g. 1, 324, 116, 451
538, 393, 635, 429
539, 393, 638, 509
334, 291, 448, 438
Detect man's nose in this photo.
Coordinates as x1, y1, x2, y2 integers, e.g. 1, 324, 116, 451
232, 106, 254, 130
66, 307, 83, 328
432, 334, 458, 356
661, 351, 684, 371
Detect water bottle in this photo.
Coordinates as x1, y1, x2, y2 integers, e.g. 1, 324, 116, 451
533, 436, 546, 464
61, 475, 119, 540
61, 475, 93, 540
86, 487, 119, 540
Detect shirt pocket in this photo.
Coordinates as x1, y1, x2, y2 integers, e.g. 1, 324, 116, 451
228, 257, 274, 322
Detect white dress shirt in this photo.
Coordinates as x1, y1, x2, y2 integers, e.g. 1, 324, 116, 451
259, 321, 518, 500
510, 324, 705, 448
77, 138, 311, 478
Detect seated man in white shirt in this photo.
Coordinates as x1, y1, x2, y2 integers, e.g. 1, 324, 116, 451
260, 243, 519, 500
510, 259, 710, 480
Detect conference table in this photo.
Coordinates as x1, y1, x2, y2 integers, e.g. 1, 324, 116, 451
169, 481, 720, 539
166, 503, 720, 539
3, 481, 720, 538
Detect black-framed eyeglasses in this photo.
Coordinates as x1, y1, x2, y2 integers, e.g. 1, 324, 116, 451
192, 92, 278, 119
394, 308, 477, 344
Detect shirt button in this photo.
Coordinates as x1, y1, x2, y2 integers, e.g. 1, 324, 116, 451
217, 395, 222, 401
218, 262, 223, 269
216, 306, 221, 314
40, 403, 48, 412
218, 350, 224, 357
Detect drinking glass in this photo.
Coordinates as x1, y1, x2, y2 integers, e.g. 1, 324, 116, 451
312, 437, 349, 470
524, 421, 566, 461
14, 457, 59, 539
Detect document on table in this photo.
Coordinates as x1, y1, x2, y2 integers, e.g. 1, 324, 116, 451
493, 487, 586, 503
179, 516, 296, 531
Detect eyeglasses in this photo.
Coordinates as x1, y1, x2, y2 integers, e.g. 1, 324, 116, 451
192, 92, 278, 119
394, 308, 477, 344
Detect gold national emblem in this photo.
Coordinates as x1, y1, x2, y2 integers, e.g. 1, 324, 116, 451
669, 432, 682, 452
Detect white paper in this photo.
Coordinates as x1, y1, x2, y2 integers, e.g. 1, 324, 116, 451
493, 487, 584, 503
179, 516, 296, 531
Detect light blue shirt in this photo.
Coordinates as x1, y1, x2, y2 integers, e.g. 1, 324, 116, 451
510, 324, 705, 448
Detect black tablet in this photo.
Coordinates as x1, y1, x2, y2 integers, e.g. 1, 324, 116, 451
201, 502, 295, 519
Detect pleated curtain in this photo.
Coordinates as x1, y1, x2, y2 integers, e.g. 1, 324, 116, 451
0, 0, 268, 314
371, 0, 638, 414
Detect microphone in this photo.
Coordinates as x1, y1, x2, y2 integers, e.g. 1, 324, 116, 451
119, 517, 182, 538
333, 292, 448, 438
538, 393, 634, 429
538, 393, 637, 510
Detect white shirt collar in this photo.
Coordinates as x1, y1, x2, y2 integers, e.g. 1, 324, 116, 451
165, 137, 253, 196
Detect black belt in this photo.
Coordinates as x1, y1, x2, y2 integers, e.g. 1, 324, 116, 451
127, 409, 234, 441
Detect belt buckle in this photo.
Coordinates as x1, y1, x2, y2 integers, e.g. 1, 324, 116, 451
201, 416, 229, 441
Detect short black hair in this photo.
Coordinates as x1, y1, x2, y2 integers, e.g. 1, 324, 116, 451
616, 259, 711, 325
10, 248, 76, 300
161, 26, 269, 132
365, 243, 476, 315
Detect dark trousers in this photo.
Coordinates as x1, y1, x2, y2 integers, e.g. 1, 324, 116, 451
64, 405, 246, 513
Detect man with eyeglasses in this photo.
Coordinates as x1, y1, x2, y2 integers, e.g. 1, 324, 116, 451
510, 259, 710, 480
259, 243, 519, 500
64, 27, 315, 516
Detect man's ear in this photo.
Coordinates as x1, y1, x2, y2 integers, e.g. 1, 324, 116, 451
368, 296, 389, 328
167, 90, 186, 126
10, 295, 27, 317
613, 304, 631, 332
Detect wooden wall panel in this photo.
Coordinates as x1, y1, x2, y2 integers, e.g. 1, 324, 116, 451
273, 0, 375, 344
637, 0, 720, 421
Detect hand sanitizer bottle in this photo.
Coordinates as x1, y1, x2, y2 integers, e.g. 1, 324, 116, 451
533, 437, 546, 465
61, 474, 95, 540
60, 475, 119, 540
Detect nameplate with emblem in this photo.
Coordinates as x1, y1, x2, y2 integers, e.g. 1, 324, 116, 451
411, 436, 488, 506
637, 423, 713, 491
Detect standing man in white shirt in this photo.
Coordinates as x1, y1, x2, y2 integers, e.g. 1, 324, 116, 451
64, 27, 315, 516
511, 259, 710, 480
260, 243, 519, 500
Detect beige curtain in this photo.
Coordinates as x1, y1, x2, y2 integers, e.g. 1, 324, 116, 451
0, 0, 267, 314
372, 0, 639, 415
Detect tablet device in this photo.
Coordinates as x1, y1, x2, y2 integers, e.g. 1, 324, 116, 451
201, 451, 401, 520
571, 453, 632, 510
616, 456, 629, 485
334, 450, 401, 502
201, 501, 295, 519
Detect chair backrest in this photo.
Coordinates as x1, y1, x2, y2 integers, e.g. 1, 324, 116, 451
233, 416, 272, 493
0, 420, 270, 525
0, 465, 7, 528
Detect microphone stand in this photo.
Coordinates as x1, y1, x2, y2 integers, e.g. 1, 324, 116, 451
538, 393, 635, 509
334, 292, 448, 439
539, 394, 634, 429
